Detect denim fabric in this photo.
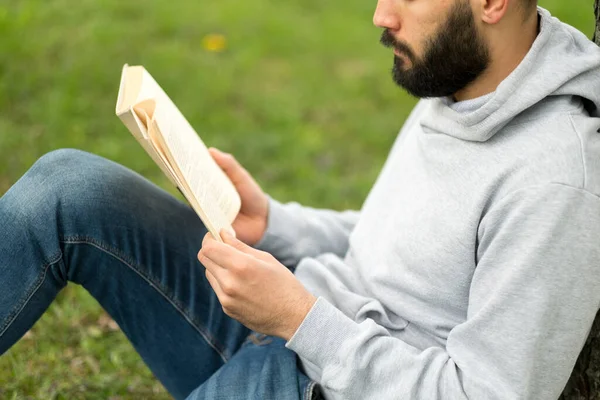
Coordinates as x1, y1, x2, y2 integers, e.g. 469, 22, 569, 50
0, 149, 321, 400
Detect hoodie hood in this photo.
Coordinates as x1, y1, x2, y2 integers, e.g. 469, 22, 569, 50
421, 7, 600, 142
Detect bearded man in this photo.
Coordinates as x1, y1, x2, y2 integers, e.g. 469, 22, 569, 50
2, 0, 600, 399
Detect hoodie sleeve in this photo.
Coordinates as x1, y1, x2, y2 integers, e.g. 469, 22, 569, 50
253, 197, 360, 268
285, 183, 600, 399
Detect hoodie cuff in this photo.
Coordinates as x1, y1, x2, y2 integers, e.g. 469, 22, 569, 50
253, 197, 294, 253
285, 297, 362, 369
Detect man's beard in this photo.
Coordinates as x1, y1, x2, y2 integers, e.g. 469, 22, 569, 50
380, 0, 490, 98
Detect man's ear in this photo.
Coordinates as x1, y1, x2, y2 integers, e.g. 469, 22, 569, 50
476, 0, 509, 25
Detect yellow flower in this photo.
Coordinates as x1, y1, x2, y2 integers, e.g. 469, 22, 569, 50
202, 34, 227, 53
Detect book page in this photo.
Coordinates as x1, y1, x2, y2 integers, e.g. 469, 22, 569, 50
145, 104, 236, 239
132, 100, 182, 186
153, 103, 240, 217
141, 80, 241, 232
117, 65, 242, 238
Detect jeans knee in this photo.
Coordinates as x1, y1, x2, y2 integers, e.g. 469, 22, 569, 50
32, 148, 98, 182
29, 148, 103, 200
4, 149, 123, 228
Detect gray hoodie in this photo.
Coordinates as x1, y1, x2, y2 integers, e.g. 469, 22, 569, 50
255, 7, 600, 399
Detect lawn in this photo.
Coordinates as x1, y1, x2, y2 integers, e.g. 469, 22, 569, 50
0, 0, 595, 398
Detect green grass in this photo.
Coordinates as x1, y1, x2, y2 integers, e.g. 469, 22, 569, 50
0, 1, 595, 398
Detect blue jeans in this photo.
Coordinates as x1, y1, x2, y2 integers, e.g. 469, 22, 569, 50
0, 149, 322, 400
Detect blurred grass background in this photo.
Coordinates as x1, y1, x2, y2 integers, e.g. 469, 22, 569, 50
0, 0, 594, 398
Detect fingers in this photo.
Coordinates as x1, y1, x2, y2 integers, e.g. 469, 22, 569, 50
198, 246, 224, 273
201, 245, 239, 301
199, 232, 255, 271
220, 229, 273, 262
208, 148, 252, 186
221, 229, 248, 251
199, 231, 273, 272
204, 269, 225, 298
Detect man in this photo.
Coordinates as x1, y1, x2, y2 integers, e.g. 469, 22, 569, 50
1, 0, 600, 399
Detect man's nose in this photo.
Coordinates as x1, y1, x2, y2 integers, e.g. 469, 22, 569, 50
373, 0, 400, 30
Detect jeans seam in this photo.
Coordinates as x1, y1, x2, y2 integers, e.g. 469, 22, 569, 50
60, 235, 230, 363
0, 252, 63, 338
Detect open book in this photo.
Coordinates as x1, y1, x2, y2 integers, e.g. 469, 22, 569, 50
115, 64, 240, 242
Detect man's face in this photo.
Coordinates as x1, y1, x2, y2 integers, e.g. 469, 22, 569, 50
378, 0, 490, 98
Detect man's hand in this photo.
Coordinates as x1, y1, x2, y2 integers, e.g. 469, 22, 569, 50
209, 148, 269, 246
198, 229, 317, 341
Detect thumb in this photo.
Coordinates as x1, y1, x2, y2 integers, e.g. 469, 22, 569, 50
221, 229, 272, 261
221, 228, 249, 251
208, 148, 251, 186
